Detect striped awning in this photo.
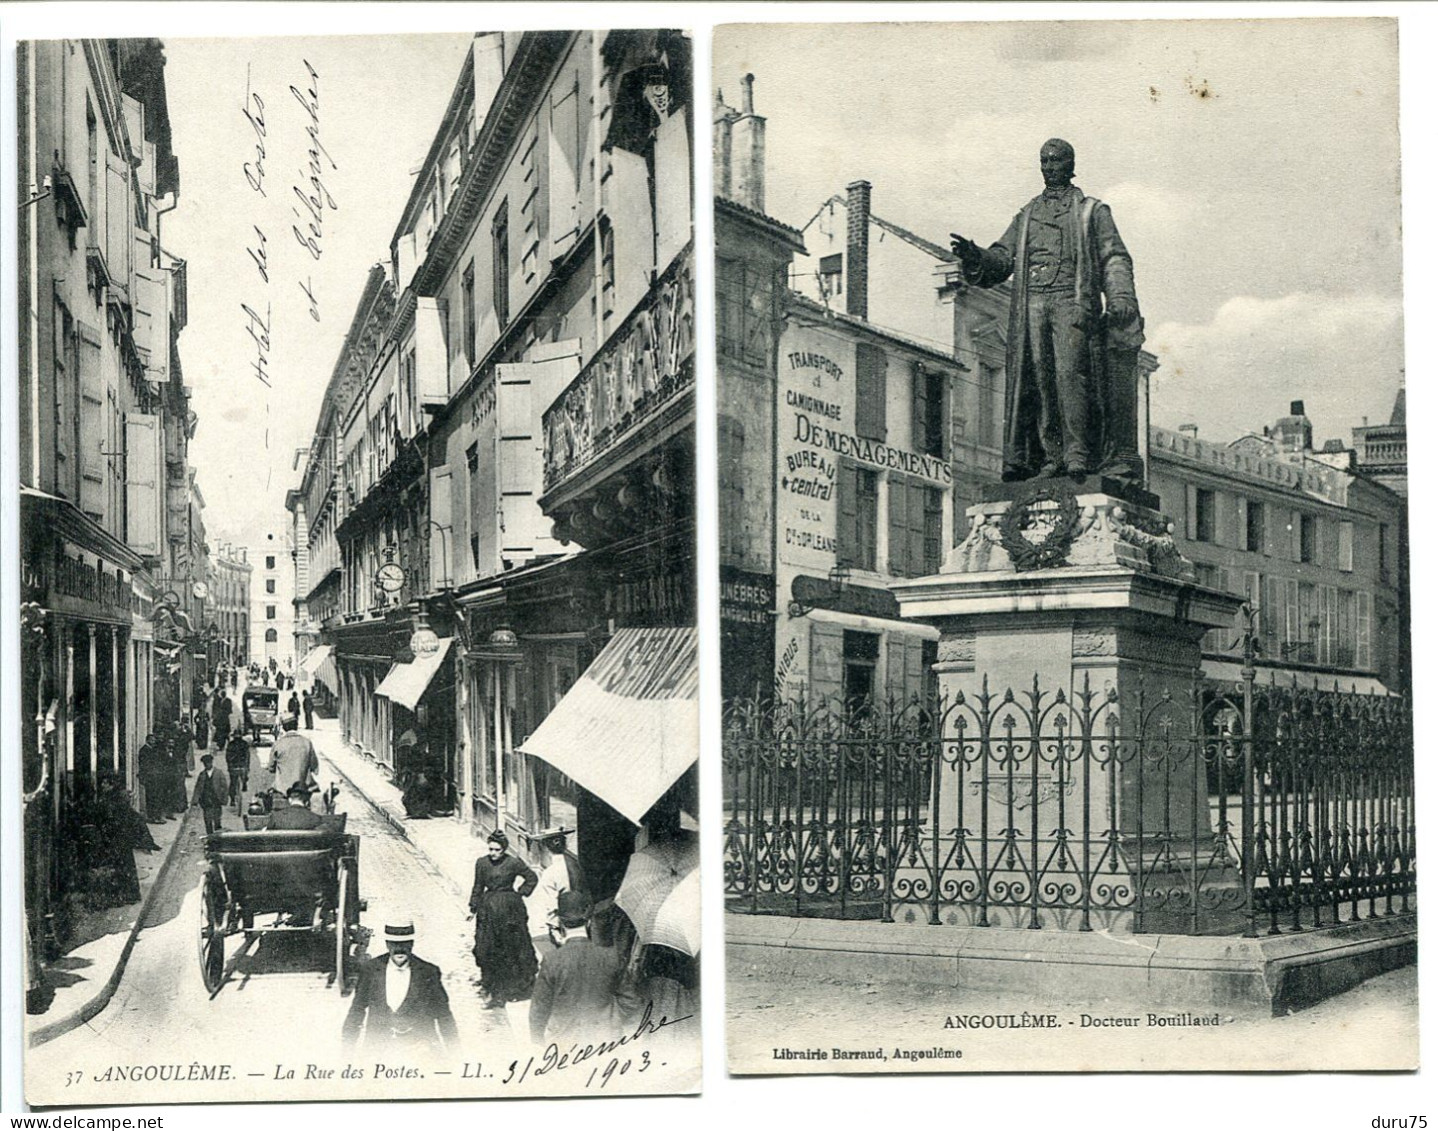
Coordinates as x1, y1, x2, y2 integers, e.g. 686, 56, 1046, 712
374, 638, 454, 711
298, 644, 332, 677
519, 627, 697, 825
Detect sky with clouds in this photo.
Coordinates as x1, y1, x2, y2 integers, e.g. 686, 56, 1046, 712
714, 18, 1405, 446
163, 33, 474, 552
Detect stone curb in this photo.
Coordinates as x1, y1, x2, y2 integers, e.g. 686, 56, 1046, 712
29, 803, 198, 1048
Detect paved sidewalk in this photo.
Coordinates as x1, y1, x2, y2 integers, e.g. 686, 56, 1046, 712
304, 716, 483, 902
29, 774, 197, 1046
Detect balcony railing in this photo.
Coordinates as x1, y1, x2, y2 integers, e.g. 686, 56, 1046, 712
543, 241, 694, 495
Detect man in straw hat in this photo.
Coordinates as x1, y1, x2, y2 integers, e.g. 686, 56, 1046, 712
529, 891, 635, 1047
528, 825, 584, 948
343, 916, 458, 1055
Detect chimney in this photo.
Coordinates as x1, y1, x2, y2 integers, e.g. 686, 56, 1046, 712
1289, 400, 1305, 417
1179, 423, 1199, 439
713, 90, 734, 201
846, 180, 871, 320
730, 74, 766, 212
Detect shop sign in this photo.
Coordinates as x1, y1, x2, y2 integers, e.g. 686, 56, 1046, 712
602, 565, 691, 622
23, 544, 135, 617
720, 568, 774, 626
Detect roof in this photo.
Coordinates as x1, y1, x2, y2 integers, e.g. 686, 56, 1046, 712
804, 194, 958, 264
715, 196, 807, 253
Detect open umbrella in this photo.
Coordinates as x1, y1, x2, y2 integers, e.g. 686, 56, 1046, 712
614, 834, 699, 957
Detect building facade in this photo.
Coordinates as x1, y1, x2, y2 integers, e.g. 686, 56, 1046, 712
290, 31, 697, 896
716, 75, 1409, 706
17, 38, 200, 966
210, 542, 251, 666
249, 528, 295, 672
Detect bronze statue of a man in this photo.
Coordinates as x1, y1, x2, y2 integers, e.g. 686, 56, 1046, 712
951, 139, 1145, 483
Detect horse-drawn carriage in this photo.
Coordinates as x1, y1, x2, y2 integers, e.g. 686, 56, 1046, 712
197, 821, 362, 994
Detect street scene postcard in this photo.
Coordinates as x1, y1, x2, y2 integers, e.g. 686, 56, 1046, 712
15, 26, 699, 1105
717, 17, 1416, 1074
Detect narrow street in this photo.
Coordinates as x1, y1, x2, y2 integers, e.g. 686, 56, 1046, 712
27, 698, 526, 1100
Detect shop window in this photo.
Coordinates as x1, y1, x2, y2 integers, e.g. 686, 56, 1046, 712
837, 461, 879, 572
842, 630, 879, 711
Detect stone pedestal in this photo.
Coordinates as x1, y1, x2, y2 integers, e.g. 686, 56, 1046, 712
890, 485, 1243, 931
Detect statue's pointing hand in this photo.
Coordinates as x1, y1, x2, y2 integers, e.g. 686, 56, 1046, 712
950, 233, 982, 270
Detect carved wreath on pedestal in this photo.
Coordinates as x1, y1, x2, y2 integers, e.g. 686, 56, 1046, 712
998, 483, 1082, 570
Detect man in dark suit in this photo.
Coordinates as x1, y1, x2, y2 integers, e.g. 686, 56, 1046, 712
265, 783, 324, 830
191, 754, 228, 836
342, 918, 458, 1056
529, 891, 636, 1048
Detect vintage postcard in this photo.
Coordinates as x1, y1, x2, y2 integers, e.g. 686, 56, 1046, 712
15, 26, 698, 1104
717, 17, 1415, 1073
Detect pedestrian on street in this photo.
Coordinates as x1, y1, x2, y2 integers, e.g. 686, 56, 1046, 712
138, 734, 164, 822
343, 917, 458, 1056
301, 689, 315, 730
469, 829, 538, 1009
270, 715, 319, 800
212, 688, 232, 750
287, 690, 300, 723
193, 703, 210, 752
529, 891, 636, 1048
192, 754, 228, 836
225, 731, 251, 806
528, 826, 584, 947
177, 716, 196, 774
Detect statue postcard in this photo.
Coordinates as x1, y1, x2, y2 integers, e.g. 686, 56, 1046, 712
716, 16, 1416, 1076
9, 18, 700, 1107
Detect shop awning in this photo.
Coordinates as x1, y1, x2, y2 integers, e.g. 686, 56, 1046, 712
519, 627, 697, 825
298, 644, 338, 689
1202, 659, 1394, 697
298, 644, 332, 677
374, 638, 454, 711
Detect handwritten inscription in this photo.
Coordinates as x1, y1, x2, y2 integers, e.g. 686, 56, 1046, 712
290, 59, 337, 270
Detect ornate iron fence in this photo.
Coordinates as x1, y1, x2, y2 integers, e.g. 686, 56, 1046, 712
723, 669, 1413, 936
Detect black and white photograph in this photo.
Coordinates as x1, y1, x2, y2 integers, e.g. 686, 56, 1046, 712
12, 23, 698, 1105
717, 17, 1416, 1073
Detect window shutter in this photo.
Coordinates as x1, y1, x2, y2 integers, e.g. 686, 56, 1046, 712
105, 151, 131, 287
887, 475, 908, 576
807, 621, 845, 706
1236, 497, 1248, 550
854, 342, 887, 441
1339, 521, 1355, 572
124, 413, 161, 555
836, 462, 858, 566
908, 482, 926, 578
1289, 511, 1302, 562
911, 363, 928, 456
1183, 484, 1197, 540
885, 635, 908, 704
77, 321, 105, 519
429, 465, 453, 588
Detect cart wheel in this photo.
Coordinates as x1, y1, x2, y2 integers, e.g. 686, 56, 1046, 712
335, 863, 352, 990
198, 873, 225, 994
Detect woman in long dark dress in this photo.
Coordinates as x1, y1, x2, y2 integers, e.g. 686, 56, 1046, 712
469, 830, 538, 1008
